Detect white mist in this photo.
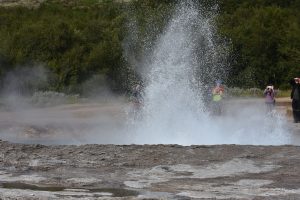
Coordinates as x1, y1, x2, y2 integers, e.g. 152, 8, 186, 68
128, 1, 291, 145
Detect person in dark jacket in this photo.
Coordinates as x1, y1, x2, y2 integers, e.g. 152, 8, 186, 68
130, 83, 144, 120
290, 78, 300, 123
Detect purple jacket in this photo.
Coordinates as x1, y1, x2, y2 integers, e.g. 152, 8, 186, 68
264, 89, 275, 103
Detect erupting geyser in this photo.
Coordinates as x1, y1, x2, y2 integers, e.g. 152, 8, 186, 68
128, 1, 291, 145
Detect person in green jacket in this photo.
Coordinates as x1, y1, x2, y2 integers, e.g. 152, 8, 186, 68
211, 80, 224, 115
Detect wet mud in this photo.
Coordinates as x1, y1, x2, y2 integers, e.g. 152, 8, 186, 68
0, 141, 300, 199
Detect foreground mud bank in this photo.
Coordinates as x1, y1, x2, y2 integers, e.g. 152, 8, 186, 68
0, 140, 300, 199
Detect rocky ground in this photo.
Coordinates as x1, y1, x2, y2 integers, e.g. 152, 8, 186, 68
0, 98, 299, 199
0, 141, 300, 199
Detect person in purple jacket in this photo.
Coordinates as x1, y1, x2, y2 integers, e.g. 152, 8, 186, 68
263, 85, 275, 113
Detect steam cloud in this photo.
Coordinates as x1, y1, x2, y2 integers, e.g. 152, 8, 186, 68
126, 1, 291, 145
0, 1, 293, 146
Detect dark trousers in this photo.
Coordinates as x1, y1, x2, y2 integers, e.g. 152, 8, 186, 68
292, 100, 300, 122
211, 101, 222, 115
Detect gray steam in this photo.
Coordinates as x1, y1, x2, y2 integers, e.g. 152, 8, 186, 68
0, 64, 127, 145
0, 65, 48, 109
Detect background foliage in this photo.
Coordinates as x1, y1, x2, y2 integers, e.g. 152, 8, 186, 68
0, 0, 299, 96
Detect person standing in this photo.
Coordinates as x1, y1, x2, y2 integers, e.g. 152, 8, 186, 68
211, 80, 224, 115
263, 85, 275, 113
290, 78, 300, 123
130, 83, 144, 120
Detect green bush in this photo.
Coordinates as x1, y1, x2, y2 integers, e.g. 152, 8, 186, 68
0, 0, 299, 94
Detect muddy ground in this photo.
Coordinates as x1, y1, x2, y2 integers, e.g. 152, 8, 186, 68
0, 98, 299, 199
1, 142, 300, 199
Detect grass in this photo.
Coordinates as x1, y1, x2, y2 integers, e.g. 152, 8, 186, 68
226, 87, 291, 98
275, 89, 291, 98
29, 91, 80, 106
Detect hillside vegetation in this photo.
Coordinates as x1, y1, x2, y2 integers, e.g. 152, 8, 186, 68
0, 0, 299, 96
